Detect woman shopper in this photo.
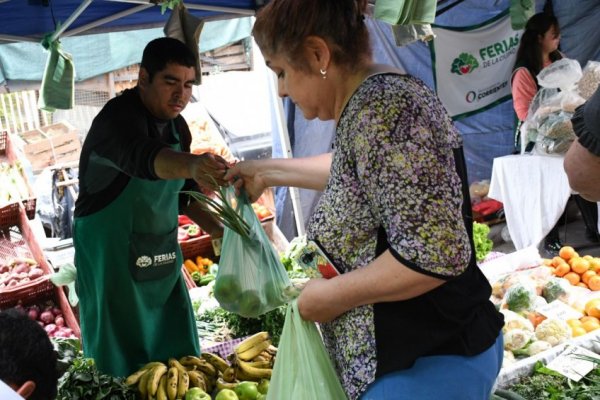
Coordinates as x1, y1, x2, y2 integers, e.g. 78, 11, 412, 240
511, 13, 599, 255
225, 1, 504, 399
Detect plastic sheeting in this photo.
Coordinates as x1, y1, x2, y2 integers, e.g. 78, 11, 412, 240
0, 17, 253, 85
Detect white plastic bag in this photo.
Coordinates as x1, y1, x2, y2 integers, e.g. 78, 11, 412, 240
537, 58, 582, 90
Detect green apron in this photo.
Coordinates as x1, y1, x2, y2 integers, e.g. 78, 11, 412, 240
73, 122, 200, 377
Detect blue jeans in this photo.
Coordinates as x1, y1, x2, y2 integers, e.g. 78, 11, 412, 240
360, 334, 504, 400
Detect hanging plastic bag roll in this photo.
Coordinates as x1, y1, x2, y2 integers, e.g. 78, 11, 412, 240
267, 299, 348, 400
213, 186, 295, 318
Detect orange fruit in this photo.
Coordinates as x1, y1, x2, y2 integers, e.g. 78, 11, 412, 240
589, 275, 600, 291
590, 258, 600, 272
567, 318, 583, 328
584, 255, 594, 261
559, 246, 576, 260
543, 258, 553, 266
552, 256, 567, 267
582, 270, 597, 285
577, 282, 590, 289
571, 258, 591, 274
572, 326, 588, 337
554, 263, 571, 277
585, 298, 600, 317
582, 319, 600, 332
580, 316, 600, 324
564, 272, 581, 286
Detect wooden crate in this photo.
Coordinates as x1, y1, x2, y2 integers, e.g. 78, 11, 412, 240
19, 121, 81, 172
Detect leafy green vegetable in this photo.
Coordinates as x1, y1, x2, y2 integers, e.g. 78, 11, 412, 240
198, 305, 286, 347
52, 337, 82, 378
473, 222, 493, 262
57, 358, 136, 400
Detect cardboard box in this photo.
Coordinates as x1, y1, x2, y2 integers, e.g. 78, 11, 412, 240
20, 121, 81, 172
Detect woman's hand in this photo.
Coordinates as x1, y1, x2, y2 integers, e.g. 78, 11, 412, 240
224, 160, 268, 202
297, 278, 349, 323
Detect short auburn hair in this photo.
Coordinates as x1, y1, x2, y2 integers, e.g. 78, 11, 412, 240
253, 0, 371, 73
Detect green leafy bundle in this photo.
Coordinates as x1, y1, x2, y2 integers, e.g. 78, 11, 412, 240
183, 186, 250, 239
473, 222, 493, 262
57, 358, 136, 400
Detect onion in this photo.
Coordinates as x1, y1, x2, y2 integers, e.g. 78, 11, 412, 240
51, 307, 62, 317
54, 316, 65, 327
27, 308, 39, 321
44, 324, 57, 334
13, 263, 29, 274
39, 310, 55, 324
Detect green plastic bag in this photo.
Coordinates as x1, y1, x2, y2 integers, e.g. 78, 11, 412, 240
510, 0, 535, 30
213, 187, 294, 318
267, 299, 348, 400
38, 38, 75, 112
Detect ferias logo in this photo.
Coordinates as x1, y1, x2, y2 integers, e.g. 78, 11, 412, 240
451, 53, 479, 75
136, 255, 152, 268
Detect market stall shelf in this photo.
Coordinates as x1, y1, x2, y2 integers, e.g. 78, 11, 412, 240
0, 203, 54, 298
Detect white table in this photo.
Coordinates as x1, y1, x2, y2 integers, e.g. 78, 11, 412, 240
489, 154, 574, 250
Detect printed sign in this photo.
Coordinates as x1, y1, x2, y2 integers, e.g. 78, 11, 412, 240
431, 12, 522, 119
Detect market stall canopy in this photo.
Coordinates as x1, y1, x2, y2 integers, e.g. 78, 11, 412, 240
0, 0, 260, 44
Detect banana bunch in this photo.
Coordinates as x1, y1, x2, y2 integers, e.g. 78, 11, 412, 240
124, 352, 231, 400
225, 332, 277, 383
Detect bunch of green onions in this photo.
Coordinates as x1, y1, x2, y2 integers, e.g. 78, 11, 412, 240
183, 184, 251, 239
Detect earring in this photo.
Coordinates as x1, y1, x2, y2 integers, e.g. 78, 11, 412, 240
320, 68, 327, 79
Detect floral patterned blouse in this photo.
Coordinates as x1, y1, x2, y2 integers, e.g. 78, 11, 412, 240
306, 73, 472, 399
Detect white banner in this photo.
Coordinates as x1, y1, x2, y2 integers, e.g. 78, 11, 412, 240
431, 12, 522, 119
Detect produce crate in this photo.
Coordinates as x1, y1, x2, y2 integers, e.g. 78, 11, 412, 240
0, 277, 81, 339
181, 265, 196, 289
19, 121, 81, 173
0, 205, 54, 299
0, 130, 37, 227
180, 233, 215, 261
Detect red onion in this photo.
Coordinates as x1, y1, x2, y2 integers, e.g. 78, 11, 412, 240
27, 308, 39, 321
54, 316, 65, 327
39, 310, 55, 324
44, 324, 57, 334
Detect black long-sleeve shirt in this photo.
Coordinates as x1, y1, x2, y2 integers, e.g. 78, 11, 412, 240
75, 87, 196, 217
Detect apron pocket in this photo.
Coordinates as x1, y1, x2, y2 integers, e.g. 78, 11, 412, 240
129, 227, 179, 282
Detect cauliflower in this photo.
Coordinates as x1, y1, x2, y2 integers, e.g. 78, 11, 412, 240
500, 309, 534, 334
502, 350, 516, 368
526, 340, 553, 356
504, 329, 534, 351
535, 318, 572, 346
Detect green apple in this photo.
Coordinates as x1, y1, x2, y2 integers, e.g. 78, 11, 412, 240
257, 379, 269, 395
238, 290, 262, 317
234, 381, 259, 400
185, 387, 211, 400
215, 388, 239, 400
256, 394, 266, 400
214, 275, 241, 305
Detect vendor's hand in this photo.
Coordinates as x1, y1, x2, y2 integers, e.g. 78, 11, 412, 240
191, 153, 229, 189
297, 278, 347, 323
224, 160, 267, 203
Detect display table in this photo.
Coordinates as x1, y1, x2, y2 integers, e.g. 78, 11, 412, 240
489, 154, 573, 250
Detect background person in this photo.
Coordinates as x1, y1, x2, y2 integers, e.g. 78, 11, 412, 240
0, 308, 58, 399
73, 37, 229, 377
565, 87, 600, 201
511, 12, 599, 254
225, 1, 504, 399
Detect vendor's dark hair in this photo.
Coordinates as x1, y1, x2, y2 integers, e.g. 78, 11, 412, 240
0, 308, 58, 400
253, 0, 371, 73
515, 13, 562, 79
141, 37, 195, 81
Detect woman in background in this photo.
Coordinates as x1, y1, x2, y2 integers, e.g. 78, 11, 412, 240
512, 13, 599, 254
